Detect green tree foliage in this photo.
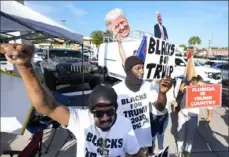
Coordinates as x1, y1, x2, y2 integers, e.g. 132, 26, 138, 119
90, 30, 104, 47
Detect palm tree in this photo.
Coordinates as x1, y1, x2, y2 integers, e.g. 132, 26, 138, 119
90, 30, 104, 47
188, 36, 201, 54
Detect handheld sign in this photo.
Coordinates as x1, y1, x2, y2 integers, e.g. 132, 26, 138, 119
144, 37, 176, 80
186, 84, 222, 109
153, 145, 169, 157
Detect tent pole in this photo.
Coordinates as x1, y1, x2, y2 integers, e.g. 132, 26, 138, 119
81, 44, 85, 108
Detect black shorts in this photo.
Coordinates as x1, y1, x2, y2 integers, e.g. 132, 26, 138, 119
149, 112, 169, 137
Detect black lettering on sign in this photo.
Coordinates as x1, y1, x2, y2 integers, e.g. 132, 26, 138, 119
159, 56, 164, 64
146, 63, 156, 79
164, 56, 169, 64
148, 37, 156, 54
169, 66, 174, 77
147, 37, 175, 56
155, 38, 161, 55
146, 64, 173, 79
161, 40, 166, 55
153, 64, 162, 79
170, 44, 175, 56
165, 42, 170, 56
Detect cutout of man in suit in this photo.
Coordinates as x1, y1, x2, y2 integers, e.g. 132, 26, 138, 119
154, 11, 168, 40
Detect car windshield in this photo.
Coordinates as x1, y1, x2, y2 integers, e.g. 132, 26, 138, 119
49, 49, 82, 59
0, 54, 7, 61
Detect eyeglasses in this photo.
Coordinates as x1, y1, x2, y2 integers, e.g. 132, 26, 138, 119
93, 108, 115, 118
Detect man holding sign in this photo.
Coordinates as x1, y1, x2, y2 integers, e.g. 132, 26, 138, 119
113, 56, 173, 149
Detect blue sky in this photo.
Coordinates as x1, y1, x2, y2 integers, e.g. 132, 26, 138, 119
25, 1, 228, 48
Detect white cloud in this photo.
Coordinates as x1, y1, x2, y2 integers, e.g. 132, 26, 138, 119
24, 1, 56, 15
64, 3, 87, 17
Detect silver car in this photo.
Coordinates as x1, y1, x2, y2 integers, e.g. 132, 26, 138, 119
212, 62, 229, 83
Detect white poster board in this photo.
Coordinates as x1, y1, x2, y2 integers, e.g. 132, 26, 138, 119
153, 145, 169, 157
144, 37, 176, 80
0, 71, 33, 135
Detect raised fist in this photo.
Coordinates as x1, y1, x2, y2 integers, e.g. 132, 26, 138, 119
0, 44, 34, 66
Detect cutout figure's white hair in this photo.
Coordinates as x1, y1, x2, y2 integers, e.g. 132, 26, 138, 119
156, 11, 161, 16
105, 8, 125, 30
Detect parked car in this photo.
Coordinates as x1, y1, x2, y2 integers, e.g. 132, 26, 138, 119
32, 49, 44, 66
0, 54, 14, 73
83, 55, 98, 73
173, 57, 222, 84
204, 61, 217, 68
88, 57, 98, 66
39, 48, 100, 91
211, 62, 228, 83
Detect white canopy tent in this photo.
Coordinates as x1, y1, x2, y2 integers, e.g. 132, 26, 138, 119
0, 1, 83, 43
0, 1, 86, 135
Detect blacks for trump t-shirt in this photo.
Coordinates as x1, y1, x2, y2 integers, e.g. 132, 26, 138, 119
113, 81, 158, 147
67, 107, 140, 157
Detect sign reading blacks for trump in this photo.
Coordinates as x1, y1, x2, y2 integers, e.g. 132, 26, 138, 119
186, 84, 222, 109
143, 37, 176, 80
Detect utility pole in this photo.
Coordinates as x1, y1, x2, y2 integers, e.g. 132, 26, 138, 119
61, 20, 66, 26
207, 40, 212, 59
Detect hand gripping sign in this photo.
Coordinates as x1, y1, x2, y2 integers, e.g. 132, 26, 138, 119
143, 37, 176, 80
186, 84, 222, 109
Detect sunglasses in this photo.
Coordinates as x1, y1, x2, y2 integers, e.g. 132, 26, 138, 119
93, 108, 115, 118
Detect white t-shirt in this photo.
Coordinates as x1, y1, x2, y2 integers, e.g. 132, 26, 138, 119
67, 107, 140, 157
113, 81, 158, 147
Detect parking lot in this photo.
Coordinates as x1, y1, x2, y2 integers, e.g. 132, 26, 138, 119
1, 65, 228, 157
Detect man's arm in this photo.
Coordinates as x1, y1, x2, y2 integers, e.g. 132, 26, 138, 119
155, 92, 167, 111
1, 44, 70, 126
17, 65, 70, 126
164, 26, 168, 40
154, 24, 159, 39
117, 40, 127, 67
154, 76, 172, 111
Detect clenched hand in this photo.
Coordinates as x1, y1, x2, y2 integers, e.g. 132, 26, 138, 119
159, 75, 172, 93
0, 43, 34, 66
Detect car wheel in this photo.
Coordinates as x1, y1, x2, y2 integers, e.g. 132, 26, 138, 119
44, 69, 56, 91
36, 61, 41, 67
89, 75, 101, 90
